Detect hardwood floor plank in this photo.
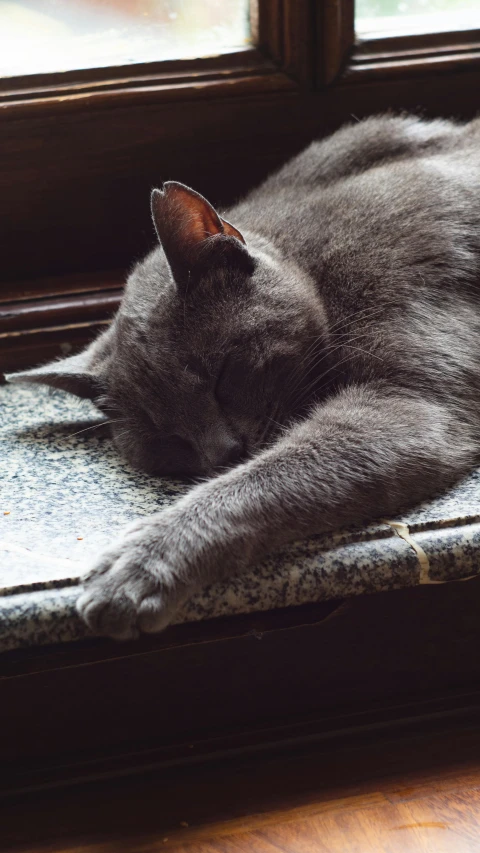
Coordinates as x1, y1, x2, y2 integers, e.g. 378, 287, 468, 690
252, 792, 480, 853
6, 726, 480, 853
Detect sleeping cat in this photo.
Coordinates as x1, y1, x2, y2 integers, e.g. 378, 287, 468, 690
8, 114, 480, 640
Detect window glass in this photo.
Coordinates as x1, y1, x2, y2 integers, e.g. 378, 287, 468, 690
0, 0, 250, 78
356, 0, 480, 37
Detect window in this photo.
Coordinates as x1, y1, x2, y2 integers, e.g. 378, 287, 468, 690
1, 0, 250, 77
1, 0, 479, 374
356, 0, 480, 37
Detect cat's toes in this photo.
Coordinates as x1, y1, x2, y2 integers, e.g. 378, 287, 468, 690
76, 538, 180, 639
78, 586, 140, 640
137, 594, 173, 634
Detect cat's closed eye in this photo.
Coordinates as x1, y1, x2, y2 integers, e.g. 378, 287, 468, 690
165, 434, 194, 454
215, 355, 248, 406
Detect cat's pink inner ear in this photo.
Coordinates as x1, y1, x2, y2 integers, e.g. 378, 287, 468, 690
221, 217, 246, 245
152, 182, 246, 248
161, 182, 224, 243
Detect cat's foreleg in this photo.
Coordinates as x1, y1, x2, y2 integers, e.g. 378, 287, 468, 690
77, 384, 477, 639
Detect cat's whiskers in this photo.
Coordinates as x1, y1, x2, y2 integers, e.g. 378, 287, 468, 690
295, 303, 395, 378
325, 301, 398, 336
284, 338, 330, 399
294, 353, 355, 403
266, 416, 286, 431
111, 427, 138, 446
289, 350, 364, 410
326, 307, 383, 335
257, 401, 290, 448
341, 343, 384, 361
60, 420, 121, 441
291, 349, 374, 410
286, 335, 358, 404
286, 324, 386, 410
287, 322, 377, 388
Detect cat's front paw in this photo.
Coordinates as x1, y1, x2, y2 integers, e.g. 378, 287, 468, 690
76, 518, 185, 640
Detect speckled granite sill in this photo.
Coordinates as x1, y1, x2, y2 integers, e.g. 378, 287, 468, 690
1, 384, 480, 653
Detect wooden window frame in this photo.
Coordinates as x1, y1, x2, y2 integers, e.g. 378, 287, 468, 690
319, 0, 480, 84
1, 0, 480, 371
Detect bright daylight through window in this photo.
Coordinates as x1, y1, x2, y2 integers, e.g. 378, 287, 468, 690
0, 0, 250, 78
356, 0, 480, 38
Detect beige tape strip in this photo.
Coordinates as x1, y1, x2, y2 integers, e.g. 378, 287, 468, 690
383, 520, 440, 585
383, 520, 477, 585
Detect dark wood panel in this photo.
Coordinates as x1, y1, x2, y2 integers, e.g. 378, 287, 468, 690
3, 578, 480, 795
2, 65, 480, 287
0, 89, 316, 283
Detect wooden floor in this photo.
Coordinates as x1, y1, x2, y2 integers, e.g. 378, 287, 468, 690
5, 722, 480, 852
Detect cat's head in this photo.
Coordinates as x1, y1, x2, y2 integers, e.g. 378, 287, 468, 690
8, 183, 327, 477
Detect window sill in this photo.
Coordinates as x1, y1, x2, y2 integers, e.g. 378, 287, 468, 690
2, 381, 480, 655
3, 381, 480, 794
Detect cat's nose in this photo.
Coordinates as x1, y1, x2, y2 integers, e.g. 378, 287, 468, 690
214, 437, 244, 469
223, 440, 244, 467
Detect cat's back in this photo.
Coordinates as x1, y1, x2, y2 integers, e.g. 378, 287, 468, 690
297, 147, 480, 305
232, 115, 480, 293
256, 114, 479, 195
231, 116, 479, 234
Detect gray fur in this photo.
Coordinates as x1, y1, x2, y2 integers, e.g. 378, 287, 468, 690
8, 114, 480, 639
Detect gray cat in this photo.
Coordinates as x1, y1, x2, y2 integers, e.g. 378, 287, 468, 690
8, 114, 480, 640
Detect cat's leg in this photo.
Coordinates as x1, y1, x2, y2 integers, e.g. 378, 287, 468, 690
77, 383, 477, 639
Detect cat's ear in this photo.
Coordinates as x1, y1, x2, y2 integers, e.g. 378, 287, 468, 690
5, 347, 105, 400
151, 182, 253, 286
